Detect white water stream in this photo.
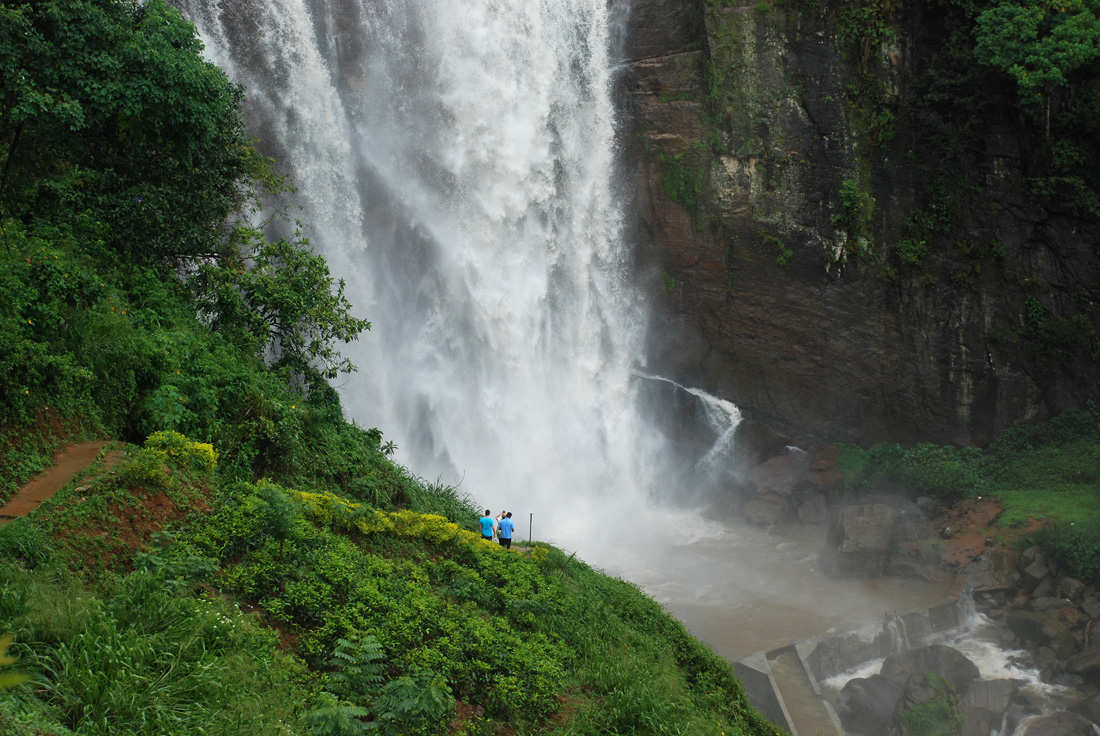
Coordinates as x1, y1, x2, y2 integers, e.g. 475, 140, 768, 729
173, 0, 692, 561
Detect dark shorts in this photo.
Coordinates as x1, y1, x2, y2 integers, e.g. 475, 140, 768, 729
499, 537, 511, 548
482, 534, 493, 541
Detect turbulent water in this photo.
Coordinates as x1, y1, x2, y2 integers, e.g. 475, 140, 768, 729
172, 0, 701, 558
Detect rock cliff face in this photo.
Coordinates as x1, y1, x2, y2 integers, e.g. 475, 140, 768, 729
620, 0, 1100, 446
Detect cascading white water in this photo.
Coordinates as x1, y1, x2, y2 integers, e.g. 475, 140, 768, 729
172, 0, 696, 560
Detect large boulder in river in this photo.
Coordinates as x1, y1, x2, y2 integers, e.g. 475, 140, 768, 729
835, 674, 901, 736
743, 488, 792, 527
880, 644, 980, 694
821, 503, 897, 577
958, 679, 1018, 736
751, 448, 810, 495
1018, 710, 1096, 736
1004, 611, 1078, 660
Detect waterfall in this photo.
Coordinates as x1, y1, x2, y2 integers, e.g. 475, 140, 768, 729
171, 0, 714, 557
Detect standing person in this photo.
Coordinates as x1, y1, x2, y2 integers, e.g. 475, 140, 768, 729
498, 511, 515, 549
479, 510, 495, 541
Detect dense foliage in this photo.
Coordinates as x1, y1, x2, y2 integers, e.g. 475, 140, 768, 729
0, 0, 370, 493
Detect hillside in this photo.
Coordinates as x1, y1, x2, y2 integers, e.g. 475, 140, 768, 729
0, 2, 779, 735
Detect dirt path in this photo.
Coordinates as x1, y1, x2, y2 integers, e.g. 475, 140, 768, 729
0, 441, 113, 525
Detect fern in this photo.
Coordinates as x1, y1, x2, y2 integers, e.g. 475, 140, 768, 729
328, 632, 385, 700
304, 692, 376, 736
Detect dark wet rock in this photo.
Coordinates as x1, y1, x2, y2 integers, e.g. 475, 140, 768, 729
1080, 596, 1100, 619
804, 445, 843, 497
1019, 710, 1096, 736
796, 493, 828, 525
959, 679, 1018, 736
1066, 644, 1100, 677
1054, 673, 1085, 688
963, 548, 1019, 593
732, 420, 792, 471
880, 644, 980, 694
1032, 597, 1076, 613
1056, 577, 1086, 603
751, 448, 810, 495
836, 674, 901, 736
1032, 576, 1056, 599
1037, 646, 1060, 673
1068, 693, 1100, 726
1021, 559, 1053, 593
743, 488, 792, 527
886, 557, 940, 583
1005, 611, 1078, 660
821, 503, 897, 577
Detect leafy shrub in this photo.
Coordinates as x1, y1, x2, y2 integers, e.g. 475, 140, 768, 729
1038, 517, 1100, 585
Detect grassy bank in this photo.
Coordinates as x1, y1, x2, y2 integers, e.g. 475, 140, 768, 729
0, 433, 778, 736
837, 409, 1100, 583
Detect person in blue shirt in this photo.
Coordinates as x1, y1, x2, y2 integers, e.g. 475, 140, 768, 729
479, 510, 495, 541
497, 511, 514, 549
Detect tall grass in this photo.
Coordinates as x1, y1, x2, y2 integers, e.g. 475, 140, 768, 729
0, 563, 309, 736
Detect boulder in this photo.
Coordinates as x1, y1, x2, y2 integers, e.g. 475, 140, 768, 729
797, 493, 828, 525
1005, 611, 1078, 660
731, 420, 792, 471
958, 679, 1017, 736
804, 444, 843, 496
1066, 644, 1100, 677
1068, 693, 1100, 726
1018, 547, 1052, 592
1056, 577, 1086, 603
835, 674, 901, 736
751, 448, 810, 495
1080, 596, 1100, 620
1018, 710, 1096, 736
963, 548, 1020, 594
743, 488, 792, 527
880, 645, 980, 694
821, 503, 897, 577
1032, 597, 1076, 613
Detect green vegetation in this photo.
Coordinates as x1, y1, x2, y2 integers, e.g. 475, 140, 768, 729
973, 0, 1100, 102
759, 230, 793, 266
830, 179, 876, 259
839, 409, 1100, 583
0, 2, 780, 734
0, 434, 779, 735
659, 153, 707, 228
898, 672, 961, 736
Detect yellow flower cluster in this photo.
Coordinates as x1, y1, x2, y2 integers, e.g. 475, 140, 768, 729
288, 490, 492, 547
144, 430, 219, 472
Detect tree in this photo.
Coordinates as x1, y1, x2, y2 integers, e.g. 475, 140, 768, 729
193, 224, 371, 387
0, 0, 255, 260
974, 0, 1100, 100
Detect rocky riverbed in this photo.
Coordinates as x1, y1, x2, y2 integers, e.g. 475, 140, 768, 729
732, 437, 1100, 736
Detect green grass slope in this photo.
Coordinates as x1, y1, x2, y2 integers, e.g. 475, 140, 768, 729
0, 433, 778, 736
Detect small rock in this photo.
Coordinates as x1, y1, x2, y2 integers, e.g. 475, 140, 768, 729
1020, 559, 1052, 591
1056, 577, 1085, 602
1079, 596, 1100, 620
1031, 576, 1055, 599
1032, 597, 1074, 613
743, 488, 792, 527
796, 494, 828, 525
